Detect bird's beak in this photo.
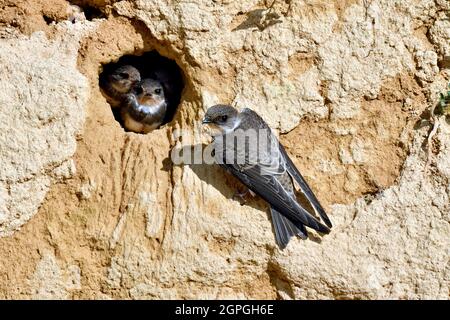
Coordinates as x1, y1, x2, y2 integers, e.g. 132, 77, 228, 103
202, 117, 212, 124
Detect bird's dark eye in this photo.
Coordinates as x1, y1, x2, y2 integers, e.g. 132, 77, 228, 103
154, 88, 162, 94
119, 72, 129, 79
135, 86, 143, 95
220, 115, 228, 122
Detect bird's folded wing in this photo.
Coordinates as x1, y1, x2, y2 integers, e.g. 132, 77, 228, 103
278, 143, 332, 228
221, 162, 330, 234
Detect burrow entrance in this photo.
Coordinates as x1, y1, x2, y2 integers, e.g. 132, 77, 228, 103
99, 51, 184, 133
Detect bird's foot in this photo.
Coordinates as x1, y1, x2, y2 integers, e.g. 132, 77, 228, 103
232, 188, 255, 205
232, 189, 248, 205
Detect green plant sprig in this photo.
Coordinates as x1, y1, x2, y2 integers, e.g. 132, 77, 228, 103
436, 82, 450, 116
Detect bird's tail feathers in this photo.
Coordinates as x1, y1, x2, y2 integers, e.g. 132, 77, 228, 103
270, 207, 307, 249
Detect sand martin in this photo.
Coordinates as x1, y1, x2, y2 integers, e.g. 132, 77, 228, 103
202, 104, 332, 249
121, 79, 167, 133
100, 65, 141, 108
149, 66, 184, 123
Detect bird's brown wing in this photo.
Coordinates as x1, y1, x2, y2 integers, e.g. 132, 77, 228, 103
220, 161, 330, 234
278, 143, 332, 228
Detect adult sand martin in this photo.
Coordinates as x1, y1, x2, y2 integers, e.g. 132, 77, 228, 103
121, 79, 167, 133
100, 65, 141, 108
202, 104, 332, 249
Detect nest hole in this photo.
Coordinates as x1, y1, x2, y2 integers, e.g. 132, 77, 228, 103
43, 15, 56, 25
79, 5, 106, 20
99, 51, 185, 133
67, 1, 106, 21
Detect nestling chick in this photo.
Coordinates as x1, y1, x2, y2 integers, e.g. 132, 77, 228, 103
121, 79, 167, 133
100, 65, 141, 108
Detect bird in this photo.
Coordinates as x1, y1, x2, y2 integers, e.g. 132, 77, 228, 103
148, 65, 183, 123
202, 104, 332, 249
99, 65, 141, 108
120, 78, 167, 133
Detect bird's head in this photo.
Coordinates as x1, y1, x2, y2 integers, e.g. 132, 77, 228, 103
202, 104, 240, 135
133, 79, 165, 106
109, 65, 141, 93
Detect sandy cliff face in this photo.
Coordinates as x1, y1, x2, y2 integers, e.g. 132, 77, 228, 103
0, 0, 448, 299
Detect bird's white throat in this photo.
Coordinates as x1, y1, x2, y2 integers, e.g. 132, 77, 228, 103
136, 99, 166, 116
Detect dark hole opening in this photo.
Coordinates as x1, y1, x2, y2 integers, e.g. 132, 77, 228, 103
99, 51, 185, 133
67, 1, 106, 21
82, 5, 106, 20
43, 15, 55, 25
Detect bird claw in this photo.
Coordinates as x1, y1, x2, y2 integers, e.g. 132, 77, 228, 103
232, 189, 249, 205
232, 188, 255, 205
